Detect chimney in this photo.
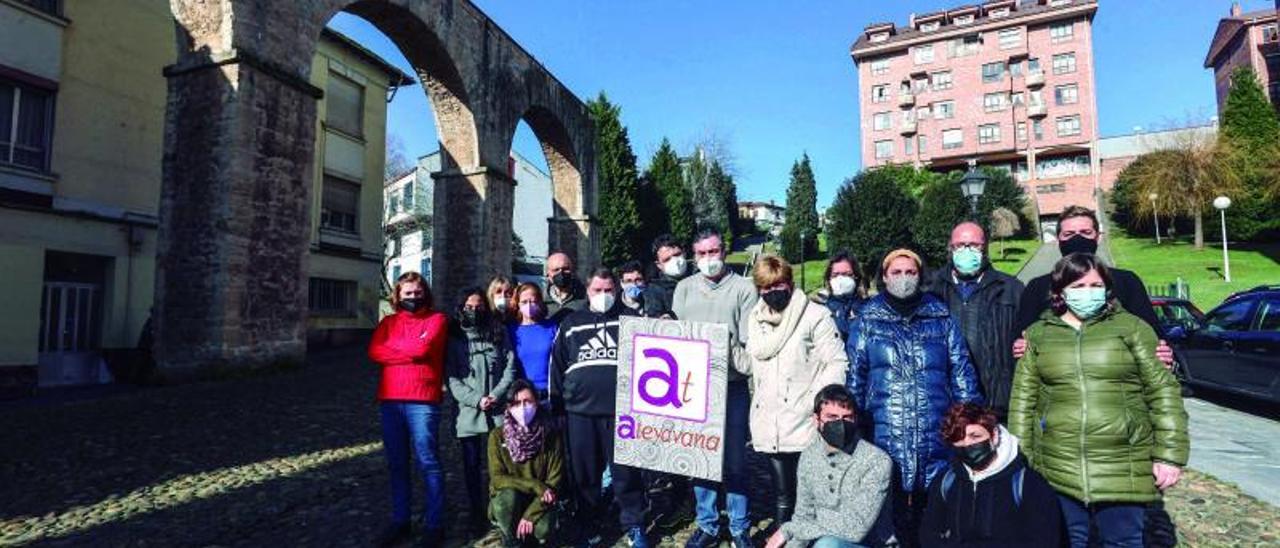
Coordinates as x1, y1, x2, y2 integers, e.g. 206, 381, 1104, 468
1230, 2, 1242, 17
908, 12, 917, 28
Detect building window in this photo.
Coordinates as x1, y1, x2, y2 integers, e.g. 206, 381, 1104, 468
308, 278, 357, 317
982, 61, 1006, 83
983, 92, 1008, 112
402, 181, 414, 209
954, 14, 975, 25
1009, 60, 1024, 77
872, 84, 890, 103
932, 70, 953, 90
1263, 24, 1279, 43
917, 105, 932, 119
875, 140, 893, 160
950, 35, 981, 57
918, 135, 928, 154
978, 124, 1002, 144
934, 101, 956, 120
1056, 115, 1082, 137
942, 129, 964, 150
1011, 91, 1025, 106
911, 77, 929, 93
914, 45, 935, 64
873, 112, 892, 131
0, 79, 55, 172
1029, 89, 1045, 107
999, 28, 1021, 49
1028, 57, 1042, 74
1016, 122, 1028, 143
1270, 82, 1280, 105
870, 58, 891, 75
17, 0, 61, 16
904, 136, 914, 155
326, 73, 364, 137
1055, 84, 1079, 105
1035, 183, 1067, 194
1037, 154, 1091, 178
1032, 119, 1044, 141
920, 21, 941, 32
870, 32, 889, 43
321, 175, 360, 233
1052, 53, 1077, 75
1050, 21, 1075, 43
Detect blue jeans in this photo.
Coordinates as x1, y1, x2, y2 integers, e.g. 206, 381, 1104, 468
811, 536, 867, 548
693, 380, 750, 536
380, 402, 444, 529
1058, 495, 1144, 548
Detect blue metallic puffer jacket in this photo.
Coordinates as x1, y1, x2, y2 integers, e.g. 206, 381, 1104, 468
846, 293, 983, 492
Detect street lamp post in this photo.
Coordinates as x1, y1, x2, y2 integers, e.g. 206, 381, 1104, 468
1148, 193, 1161, 244
799, 230, 807, 290
1213, 196, 1232, 283
958, 161, 989, 220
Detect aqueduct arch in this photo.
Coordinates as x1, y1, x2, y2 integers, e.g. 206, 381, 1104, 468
156, 0, 597, 375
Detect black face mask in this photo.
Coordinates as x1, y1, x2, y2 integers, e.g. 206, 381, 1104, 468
1058, 234, 1098, 257
956, 440, 997, 470
819, 419, 860, 454
552, 272, 574, 290
399, 298, 425, 313
459, 309, 482, 329
762, 289, 792, 312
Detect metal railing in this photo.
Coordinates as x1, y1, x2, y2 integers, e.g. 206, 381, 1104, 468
1147, 278, 1192, 301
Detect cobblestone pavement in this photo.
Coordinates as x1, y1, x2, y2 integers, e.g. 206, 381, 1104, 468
1, 348, 1277, 547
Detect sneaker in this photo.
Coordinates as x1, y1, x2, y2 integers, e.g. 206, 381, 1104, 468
625, 527, 651, 548
684, 527, 719, 548
730, 531, 753, 548
375, 522, 411, 547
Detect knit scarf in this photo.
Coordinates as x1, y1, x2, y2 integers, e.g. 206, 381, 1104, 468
502, 411, 546, 463
748, 291, 808, 361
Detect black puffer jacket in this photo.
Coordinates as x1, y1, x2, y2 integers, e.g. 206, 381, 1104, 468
925, 265, 1023, 417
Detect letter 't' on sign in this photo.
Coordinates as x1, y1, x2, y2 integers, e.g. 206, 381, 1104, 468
630, 334, 711, 423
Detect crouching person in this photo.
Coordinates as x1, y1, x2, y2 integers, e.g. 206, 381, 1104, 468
918, 403, 1061, 547
766, 385, 892, 548
489, 379, 563, 547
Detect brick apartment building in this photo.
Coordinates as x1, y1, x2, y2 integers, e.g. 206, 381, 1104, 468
1205, 2, 1280, 112
851, 0, 1101, 234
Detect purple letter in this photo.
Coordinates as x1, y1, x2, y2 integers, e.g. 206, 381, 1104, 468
638, 348, 683, 408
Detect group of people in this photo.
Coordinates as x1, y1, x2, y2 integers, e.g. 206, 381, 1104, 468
366, 204, 1189, 548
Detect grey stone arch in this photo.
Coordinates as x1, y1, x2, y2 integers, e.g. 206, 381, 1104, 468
157, 0, 589, 375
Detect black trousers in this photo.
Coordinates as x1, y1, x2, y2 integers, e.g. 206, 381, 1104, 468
565, 413, 647, 529
459, 434, 488, 520
766, 452, 801, 525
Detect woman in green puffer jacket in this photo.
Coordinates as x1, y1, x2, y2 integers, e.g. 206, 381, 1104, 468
1009, 253, 1188, 548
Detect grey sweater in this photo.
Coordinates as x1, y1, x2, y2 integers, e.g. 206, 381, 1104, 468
671, 271, 758, 381
781, 437, 893, 545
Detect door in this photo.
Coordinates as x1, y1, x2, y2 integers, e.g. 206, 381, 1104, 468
1183, 297, 1257, 389
1238, 298, 1280, 402
37, 282, 107, 387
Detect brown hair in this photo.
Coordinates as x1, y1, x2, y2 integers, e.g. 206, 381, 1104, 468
1058, 205, 1100, 233
513, 282, 545, 323
752, 254, 793, 289
391, 271, 432, 310
1049, 252, 1113, 315
941, 402, 999, 444
824, 250, 866, 298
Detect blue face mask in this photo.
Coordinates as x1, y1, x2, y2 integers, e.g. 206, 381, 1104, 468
952, 247, 984, 276
1063, 287, 1108, 319
623, 283, 645, 301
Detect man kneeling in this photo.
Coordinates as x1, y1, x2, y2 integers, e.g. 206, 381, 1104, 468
767, 384, 892, 548
489, 379, 563, 547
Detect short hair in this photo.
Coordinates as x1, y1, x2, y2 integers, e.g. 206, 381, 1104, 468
588, 267, 616, 284
1058, 205, 1100, 233
651, 233, 683, 256
619, 260, 646, 278
391, 271, 432, 310
692, 226, 724, 248
505, 378, 538, 404
752, 254, 793, 289
941, 402, 999, 444
1049, 252, 1113, 315
813, 384, 856, 415
512, 282, 545, 322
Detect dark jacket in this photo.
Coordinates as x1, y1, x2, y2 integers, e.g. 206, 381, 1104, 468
642, 274, 681, 319
548, 302, 637, 416
809, 289, 865, 341
487, 421, 564, 524
925, 265, 1023, 416
545, 278, 587, 324
919, 452, 1062, 547
1013, 267, 1161, 339
846, 294, 984, 492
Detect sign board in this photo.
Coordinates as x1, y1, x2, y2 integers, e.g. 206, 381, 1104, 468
614, 316, 730, 482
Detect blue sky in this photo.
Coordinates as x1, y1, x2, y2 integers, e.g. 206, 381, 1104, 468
329, 0, 1273, 209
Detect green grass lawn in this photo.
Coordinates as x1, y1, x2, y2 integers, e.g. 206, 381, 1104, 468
989, 238, 1043, 276
1108, 231, 1280, 311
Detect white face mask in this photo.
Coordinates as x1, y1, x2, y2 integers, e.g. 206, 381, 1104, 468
492, 297, 509, 311
885, 274, 920, 299
662, 256, 687, 278
589, 292, 615, 313
697, 257, 724, 278
830, 275, 857, 297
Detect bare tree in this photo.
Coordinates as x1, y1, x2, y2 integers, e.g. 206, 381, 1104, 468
385, 133, 412, 182
1126, 123, 1243, 249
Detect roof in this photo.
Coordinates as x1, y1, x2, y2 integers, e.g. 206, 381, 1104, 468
851, 0, 1097, 59
1097, 124, 1219, 159
321, 28, 415, 87
1204, 8, 1278, 68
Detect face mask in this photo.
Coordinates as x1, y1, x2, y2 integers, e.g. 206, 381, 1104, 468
460, 309, 478, 328
519, 302, 542, 320
552, 272, 574, 290
1063, 286, 1108, 319
697, 257, 724, 278
1058, 234, 1098, 257
589, 292, 615, 313
511, 404, 537, 427
662, 256, 687, 278
830, 275, 857, 297
761, 289, 792, 312
492, 297, 509, 312
399, 298, 425, 313
952, 247, 984, 277
623, 283, 645, 301
819, 419, 860, 454
956, 440, 997, 470
884, 275, 920, 299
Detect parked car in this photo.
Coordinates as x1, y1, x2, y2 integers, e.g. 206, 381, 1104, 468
1151, 297, 1205, 341
1167, 287, 1280, 406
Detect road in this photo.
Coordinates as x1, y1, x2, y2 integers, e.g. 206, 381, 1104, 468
1183, 395, 1280, 507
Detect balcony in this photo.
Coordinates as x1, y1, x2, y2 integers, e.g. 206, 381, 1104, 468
900, 119, 918, 135
1025, 71, 1045, 88
1027, 103, 1047, 118
898, 92, 916, 108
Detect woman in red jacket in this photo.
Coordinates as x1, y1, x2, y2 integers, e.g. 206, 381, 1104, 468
368, 272, 450, 548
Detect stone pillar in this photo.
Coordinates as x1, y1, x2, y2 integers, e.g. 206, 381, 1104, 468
548, 215, 599, 274
431, 167, 515, 311
153, 52, 320, 378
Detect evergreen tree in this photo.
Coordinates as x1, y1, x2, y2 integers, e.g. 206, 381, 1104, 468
708, 160, 737, 250
1219, 68, 1280, 241
587, 92, 643, 267
647, 139, 695, 244
1221, 67, 1280, 156
779, 153, 821, 263
912, 179, 969, 267
826, 168, 917, 281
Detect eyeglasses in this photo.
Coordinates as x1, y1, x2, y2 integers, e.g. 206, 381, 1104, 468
949, 242, 985, 251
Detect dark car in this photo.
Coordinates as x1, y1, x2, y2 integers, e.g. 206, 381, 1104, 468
1151, 297, 1204, 340
1167, 286, 1280, 405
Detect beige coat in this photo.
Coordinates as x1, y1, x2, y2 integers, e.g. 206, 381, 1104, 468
745, 291, 850, 453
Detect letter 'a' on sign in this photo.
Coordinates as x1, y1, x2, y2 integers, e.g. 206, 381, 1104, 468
614, 317, 729, 482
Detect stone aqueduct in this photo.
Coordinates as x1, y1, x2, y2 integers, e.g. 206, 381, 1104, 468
157, 0, 597, 374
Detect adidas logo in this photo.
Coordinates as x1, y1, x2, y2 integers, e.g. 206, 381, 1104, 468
576, 328, 618, 362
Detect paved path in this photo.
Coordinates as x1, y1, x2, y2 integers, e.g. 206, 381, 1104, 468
1183, 397, 1280, 507
1016, 240, 1059, 283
